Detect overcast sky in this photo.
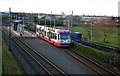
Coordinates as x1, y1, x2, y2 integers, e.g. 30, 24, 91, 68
0, 0, 119, 16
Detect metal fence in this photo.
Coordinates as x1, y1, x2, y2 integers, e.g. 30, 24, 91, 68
2, 31, 38, 74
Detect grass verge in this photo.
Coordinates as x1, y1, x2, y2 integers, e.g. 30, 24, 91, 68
73, 42, 120, 73
2, 38, 25, 74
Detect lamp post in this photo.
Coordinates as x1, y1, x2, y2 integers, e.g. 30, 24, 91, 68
17, 16, 20, 32
32, 17, 34, 25
71, 10, 73, 37
54, 19, 55, 28
49, 12, 52, 41
28, 16, 29, 26
9, 7, 11, 49
45, 17, 46, 25
90, 22, 92, 42
68, 16, 70, 30
50, 12, 52, 28
22, 17, 24, 33
16, 14, 17, 20
88, 20, 93, 42
39, 18, 40, 25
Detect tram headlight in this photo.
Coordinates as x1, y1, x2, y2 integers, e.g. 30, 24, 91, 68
59, 40, 65, 43
66, 39, 71, 43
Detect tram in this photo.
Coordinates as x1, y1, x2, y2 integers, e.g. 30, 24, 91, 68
36, 25, 71, 47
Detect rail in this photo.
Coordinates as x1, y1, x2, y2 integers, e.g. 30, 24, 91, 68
62, 48, 119, 76
73, 39, 120, 54
12, 36, 67, 75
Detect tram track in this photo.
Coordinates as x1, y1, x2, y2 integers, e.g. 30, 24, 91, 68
25, 28, 120, 54
24, 28, 120, 54
20, 28, 119, 75
74, 40, 120, 54
3, 27, 119, 75
59, 47, 119, 76
2, 27, 68, 75
13, 38, 52, 75
11, 36, 68, 75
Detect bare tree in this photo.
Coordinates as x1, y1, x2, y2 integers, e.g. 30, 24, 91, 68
103, 32, 108, 43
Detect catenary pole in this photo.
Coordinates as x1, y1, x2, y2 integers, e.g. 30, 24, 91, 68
9, 7, 11, 49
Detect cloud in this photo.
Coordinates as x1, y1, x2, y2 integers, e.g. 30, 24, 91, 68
0, 0, 119, 16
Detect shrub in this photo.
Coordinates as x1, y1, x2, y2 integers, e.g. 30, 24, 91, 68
74, 43, 120, 69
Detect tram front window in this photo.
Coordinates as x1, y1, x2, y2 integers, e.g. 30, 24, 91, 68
60, 32, 70, 40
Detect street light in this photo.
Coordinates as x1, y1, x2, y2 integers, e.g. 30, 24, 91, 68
90, 22, 93, 42
16, 14, 17, 20
54, 19, 55, 28
22, 17, 24, 33
28, 16, 29, 26
45, 17, 46, 25
9, 7, 11, 49
68, 17, 70, 30
71, 11, 73, 35
50, 12, 52, 28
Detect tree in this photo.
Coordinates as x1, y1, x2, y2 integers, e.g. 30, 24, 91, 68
103, 32, 108, 43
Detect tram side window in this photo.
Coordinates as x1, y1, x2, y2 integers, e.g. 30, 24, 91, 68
39, 28, 43, 34
38, 28, 39, 32
55, 34, 57, 40
49, 32, 51, 38
45, 31, 46, 36
38, 28, 41, 33
50, 32, 52, 38
52, 33, 54, 39
52, 33, 55, 39
47, 32, 49, 37
42, 29, 44, 35
36, 28, 37, 32
53, 33, 55, 39
51, 32, 53, 38
58, 34, 59, 40
37, 28, 39, 32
